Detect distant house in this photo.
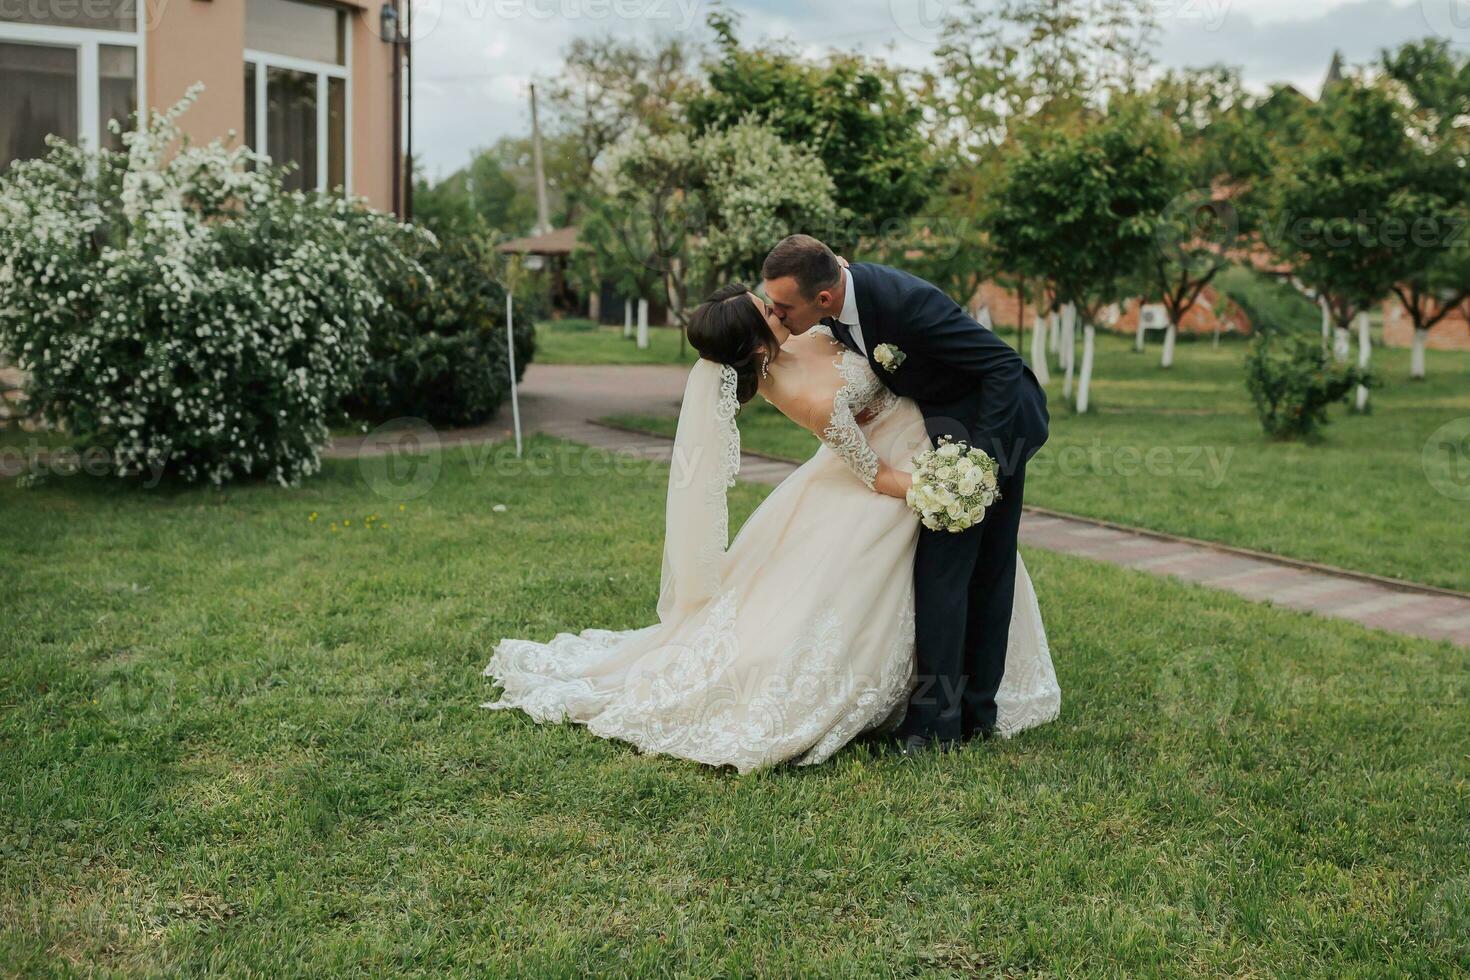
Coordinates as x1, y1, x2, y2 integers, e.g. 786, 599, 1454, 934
1, 0, 407, 214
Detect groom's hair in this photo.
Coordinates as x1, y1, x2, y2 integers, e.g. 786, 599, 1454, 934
762, 235, 841, 300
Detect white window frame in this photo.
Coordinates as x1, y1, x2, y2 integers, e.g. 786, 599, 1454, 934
245, 21, 352, 195
0, 17, 146, 151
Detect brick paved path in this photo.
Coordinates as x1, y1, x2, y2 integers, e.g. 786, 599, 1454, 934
482, 365, 1470, 649
11, 362, 1469, 647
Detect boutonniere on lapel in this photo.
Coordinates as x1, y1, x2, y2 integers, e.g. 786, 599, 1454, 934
872, 343, 906, 373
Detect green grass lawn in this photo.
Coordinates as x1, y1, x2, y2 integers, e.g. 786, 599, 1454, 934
535, 318, 697, 366
609, 331, 1470, 591
3, 440, 1467, 974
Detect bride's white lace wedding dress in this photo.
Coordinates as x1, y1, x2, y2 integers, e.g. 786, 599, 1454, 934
483, 329, 1060, 773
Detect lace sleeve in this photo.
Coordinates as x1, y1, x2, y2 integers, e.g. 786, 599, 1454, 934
822, 353, 886, 490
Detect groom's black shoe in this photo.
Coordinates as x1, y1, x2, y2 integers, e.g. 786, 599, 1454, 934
896, 734, 956, 757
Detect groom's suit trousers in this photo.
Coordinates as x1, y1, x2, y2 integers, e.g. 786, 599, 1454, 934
907, 458, 1026, 742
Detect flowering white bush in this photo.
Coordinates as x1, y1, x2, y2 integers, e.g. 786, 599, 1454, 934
585, 117, 840, 310
0, 89, 427, 485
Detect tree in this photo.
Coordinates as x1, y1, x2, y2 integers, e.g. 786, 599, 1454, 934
914, 0, 1158, 341
1380, 38, 1470, 379
1267, 74, 1445, 406
544, 35, 696, 222
1140, 67, 1256, 366
986, 104, 1181, 412
686, 11, 933, 248
584, 120, 839, 350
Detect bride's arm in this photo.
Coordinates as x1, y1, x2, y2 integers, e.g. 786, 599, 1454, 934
770, 388, 911, 499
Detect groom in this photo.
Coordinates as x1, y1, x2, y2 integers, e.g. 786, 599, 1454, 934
760, 235, 1049, 754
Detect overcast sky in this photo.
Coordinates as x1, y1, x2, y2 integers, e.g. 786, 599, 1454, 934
408, 0, 1465, 179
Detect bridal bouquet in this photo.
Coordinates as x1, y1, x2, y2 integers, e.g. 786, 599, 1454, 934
906, 438, 1001, 532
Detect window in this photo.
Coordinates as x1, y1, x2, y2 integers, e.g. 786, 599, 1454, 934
243, 0, 349, 194
0, 0, 143, 171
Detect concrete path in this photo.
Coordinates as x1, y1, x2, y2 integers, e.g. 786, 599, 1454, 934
10, 361, 1469, 647
480, 364, 1469, 649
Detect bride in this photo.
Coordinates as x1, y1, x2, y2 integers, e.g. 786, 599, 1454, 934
482, 283, 1060, 773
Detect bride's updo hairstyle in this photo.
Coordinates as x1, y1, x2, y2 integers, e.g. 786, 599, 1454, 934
687, 283, 780, 405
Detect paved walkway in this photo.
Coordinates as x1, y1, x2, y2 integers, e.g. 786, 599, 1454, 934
11, 362, 1470, 647
471, 364, 1470, 649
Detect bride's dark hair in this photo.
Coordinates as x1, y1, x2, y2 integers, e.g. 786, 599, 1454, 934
687, 283, 780, 405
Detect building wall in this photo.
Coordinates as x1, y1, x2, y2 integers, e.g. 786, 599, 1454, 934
970, 282, 1251, 338
146, 0, 246, 147
1382, 298, 1470, 352
347, 3, 394, 213
145, 0, 396, 214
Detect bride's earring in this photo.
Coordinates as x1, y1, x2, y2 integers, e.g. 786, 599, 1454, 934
760, 355, 771, 380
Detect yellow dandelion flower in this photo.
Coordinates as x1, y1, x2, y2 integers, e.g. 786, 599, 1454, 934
343, 520, 350, 527
398, 504, 406, 512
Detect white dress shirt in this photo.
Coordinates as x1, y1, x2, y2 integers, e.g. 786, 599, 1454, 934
836, 267, 866, 356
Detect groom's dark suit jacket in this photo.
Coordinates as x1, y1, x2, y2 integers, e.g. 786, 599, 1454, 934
844, 262, 1048, 466
837, 262, 1049, 741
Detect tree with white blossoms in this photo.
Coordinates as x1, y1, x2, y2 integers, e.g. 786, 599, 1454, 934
583, 117, 839, 347
0, 89, 426, 485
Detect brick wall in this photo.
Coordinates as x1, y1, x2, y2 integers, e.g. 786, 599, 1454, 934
1382, 298, 1470, 351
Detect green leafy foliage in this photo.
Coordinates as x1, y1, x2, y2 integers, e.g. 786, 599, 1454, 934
686, 12, 934, 245
987, 104, 1183, 317
341, 235, 536, 428
1244, 331, 1371, 439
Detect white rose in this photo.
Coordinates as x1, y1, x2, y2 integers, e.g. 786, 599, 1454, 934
938, 443, 962, 458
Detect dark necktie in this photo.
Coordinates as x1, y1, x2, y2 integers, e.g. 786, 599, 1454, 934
822, 316, 858, 354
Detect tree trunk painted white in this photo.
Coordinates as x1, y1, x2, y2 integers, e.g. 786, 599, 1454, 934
1029, 313, 1050, 385
636, 298, 650, 350
1135, 303, 1146, 352
1076, 323, 1096, 414
1333, 326, 1351, 363
1320, 298, 1332, 351
1411, 327, 1427, 380
1161, 320, 1177, 368
1048, 310, 1060, 355
975, 305, 993, 330
1354, 312, 1371, 412
1061, 303, 1076, 401
623, 299, 633, 340
505, 291, 523, 457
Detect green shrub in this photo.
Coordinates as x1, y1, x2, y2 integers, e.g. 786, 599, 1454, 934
0, 93, 426, 486
341, 235, 535, 427
1244, 332, 1371, 440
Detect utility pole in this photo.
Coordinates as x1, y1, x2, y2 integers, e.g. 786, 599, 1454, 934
529, 82, 550, 236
